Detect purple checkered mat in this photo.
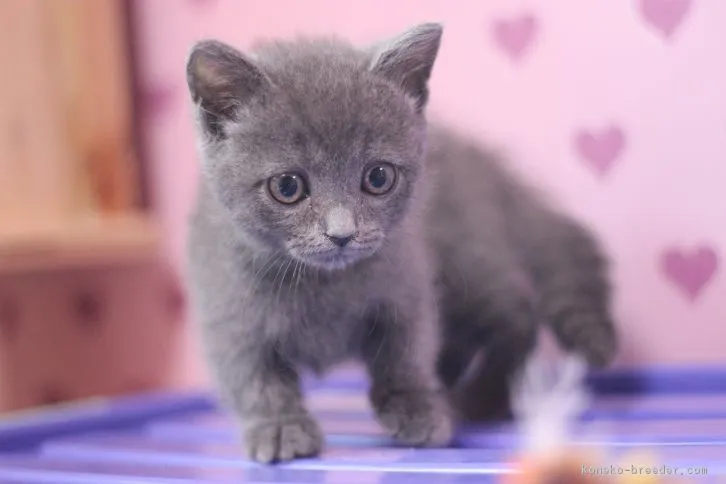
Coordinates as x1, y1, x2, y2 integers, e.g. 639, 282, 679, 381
0, 365, 725, 483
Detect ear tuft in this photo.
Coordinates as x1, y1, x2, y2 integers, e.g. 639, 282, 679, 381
186, 40, 269, 138
369, 23, 443, 111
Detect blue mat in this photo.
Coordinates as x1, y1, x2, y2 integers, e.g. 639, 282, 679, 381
0, 365, 724, 483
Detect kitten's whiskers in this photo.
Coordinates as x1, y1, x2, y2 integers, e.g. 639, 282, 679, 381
274, 257, 295, 311
239, 251, 284, 315
367, 304, 385, 366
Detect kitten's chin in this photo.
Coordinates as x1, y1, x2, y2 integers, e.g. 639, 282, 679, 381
290, 245, 379, 271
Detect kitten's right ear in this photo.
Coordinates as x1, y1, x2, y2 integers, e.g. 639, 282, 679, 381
369, 23, 443, 112
186, 40, 270, 138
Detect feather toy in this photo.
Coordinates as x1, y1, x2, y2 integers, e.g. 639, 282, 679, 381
500, 331, 675, 484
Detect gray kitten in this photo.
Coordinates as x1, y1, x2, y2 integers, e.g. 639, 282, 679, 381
184, 23, 617, 463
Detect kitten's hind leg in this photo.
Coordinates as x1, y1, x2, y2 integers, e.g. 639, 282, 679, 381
436, 257, 539, 421
445, 316, 538, 422
435, 244, 539, 390
436, 336, 480, 389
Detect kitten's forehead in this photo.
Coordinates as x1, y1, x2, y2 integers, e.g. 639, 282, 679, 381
238, 38, 423, 167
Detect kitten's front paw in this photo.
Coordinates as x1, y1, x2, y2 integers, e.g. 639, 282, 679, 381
243, 413, 323, 463
370, 387, 454, 446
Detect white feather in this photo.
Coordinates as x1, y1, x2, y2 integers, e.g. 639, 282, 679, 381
509, 330, 591, 456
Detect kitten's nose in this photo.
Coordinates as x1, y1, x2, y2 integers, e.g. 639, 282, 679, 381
323, 206, 357, 248
326, 234, 354, 247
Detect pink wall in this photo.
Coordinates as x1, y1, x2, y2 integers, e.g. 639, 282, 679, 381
134, 0, 725, 369
1, 0, 723, 411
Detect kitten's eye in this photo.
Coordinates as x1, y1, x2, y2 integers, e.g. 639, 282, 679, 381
362, 163, 396, 195
268, 173, 307, 204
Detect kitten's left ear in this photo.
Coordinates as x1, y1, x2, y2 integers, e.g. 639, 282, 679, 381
369, 23, 443, 112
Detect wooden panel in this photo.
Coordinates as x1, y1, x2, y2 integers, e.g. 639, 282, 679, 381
43, 0, 140, 214
0, 0, 71, 221
0, 214, 157, 273
0, 0, 157, 272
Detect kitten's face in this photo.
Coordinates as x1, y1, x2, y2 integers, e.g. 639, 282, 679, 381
212, 65, 426, 271
187, 25, 442, 271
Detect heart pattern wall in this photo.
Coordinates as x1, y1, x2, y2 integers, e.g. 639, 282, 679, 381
134, 0, 726, 365
0, 0, 724, 412
474, 0, 722, 307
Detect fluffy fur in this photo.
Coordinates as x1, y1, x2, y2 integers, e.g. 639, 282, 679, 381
184, 23, 617, 464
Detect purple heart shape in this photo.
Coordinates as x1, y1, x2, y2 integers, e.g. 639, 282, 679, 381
140, 84, 177, 119
639, 0, 693, 39
574, 126, 626, 178
491, 14, 538, 61
660, 245, 718, 302
165, 279, 186, 325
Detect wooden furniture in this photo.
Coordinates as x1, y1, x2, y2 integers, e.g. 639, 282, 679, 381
0, 0, 157, 273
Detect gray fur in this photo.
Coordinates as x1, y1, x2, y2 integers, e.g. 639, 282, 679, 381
184, 23, 617, 463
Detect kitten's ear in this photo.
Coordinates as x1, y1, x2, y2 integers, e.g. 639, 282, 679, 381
186, 40, 270, 137
369, 23, 443, 112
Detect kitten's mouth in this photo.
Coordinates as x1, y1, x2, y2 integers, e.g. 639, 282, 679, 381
292, 245, 377, 271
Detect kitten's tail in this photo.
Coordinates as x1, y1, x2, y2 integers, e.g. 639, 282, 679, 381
512, 202, 619, 369
534, 217, 618, 369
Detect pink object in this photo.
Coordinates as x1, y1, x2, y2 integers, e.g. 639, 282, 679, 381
140, 83, 178, 119
574, 126, 626, 178
639, 0, 693, 39
660, 246, 718, 302
491, 14, 538, 61
165, 279, 186, 324
74, 292, 103, 331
